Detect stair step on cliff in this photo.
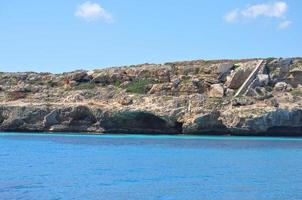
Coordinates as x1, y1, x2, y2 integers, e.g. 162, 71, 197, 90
234, 59, 265, 97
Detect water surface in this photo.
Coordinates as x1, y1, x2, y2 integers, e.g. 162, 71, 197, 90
1, 133, 302, 200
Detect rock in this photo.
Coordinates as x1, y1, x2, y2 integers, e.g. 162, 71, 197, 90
217, 63, 233, 82
100, 111, 182, 134
267, 58, 292, 84
225, 88, 235, 97
217, 63, 233, 75
91, 72, 108, 84
232, 97, 254, 106
70, 106, 96, 125
257, 74, 269, 86
265, 98, 279, 107
221, 108, 302, 135
148, 84, 162, 94
6, 91, 27, 100
69, 81, 78, 87
120, 81, 131, 88
274, 82, 289, 92
169, 107, 185, 119
43, 110, 59, 127
69, 71, 89, 82
172, 79, 181, 88
226, 62, 255, 89
254, 87, 273, 100
192, 78, 201, 87
1, 57, 302, 136
288, 69, 302, 87
183, 112, 227, 134
209, 84, 224, 97
118, 96, 133, 105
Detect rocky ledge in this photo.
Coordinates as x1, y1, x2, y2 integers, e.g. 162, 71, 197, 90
1, 57, 302, 136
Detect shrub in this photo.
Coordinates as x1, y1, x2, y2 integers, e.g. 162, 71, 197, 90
114, 80, 121, 87
125, 80, 151, 94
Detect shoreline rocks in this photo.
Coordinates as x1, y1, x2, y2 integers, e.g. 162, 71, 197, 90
1, 57, 302, 136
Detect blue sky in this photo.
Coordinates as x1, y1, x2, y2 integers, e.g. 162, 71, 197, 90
0, 0, 301, 72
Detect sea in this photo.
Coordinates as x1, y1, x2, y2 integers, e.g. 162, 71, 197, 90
0, 132, 302, 200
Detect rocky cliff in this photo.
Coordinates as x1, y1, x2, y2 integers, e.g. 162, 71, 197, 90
1, 57, 302, 136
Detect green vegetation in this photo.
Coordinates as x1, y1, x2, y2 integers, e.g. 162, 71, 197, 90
114, 80, 121, 87
162, 96, 173, 101
125, 80, 151, 94
193, 68, 200, 75
232, 64, 241, 70
291, 88, 302, 97
73, 82, 96, 90
266, 57, 276, 63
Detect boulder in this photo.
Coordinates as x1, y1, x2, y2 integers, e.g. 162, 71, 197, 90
257, 74, 269, 86
91, 72, 108, 84
209, 84, 224, 97
288, 69, 302, 87
232, 97, 254, 106
225, 88, 235, 97
217, 63, 233, 74
118, 96, 133, 105
69, 71, 90, 82
226, 62, 255, 89
274, 82, 289, 92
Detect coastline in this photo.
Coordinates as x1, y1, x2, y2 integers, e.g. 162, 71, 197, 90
2, 131, 302, 141
1, 58, 302, 136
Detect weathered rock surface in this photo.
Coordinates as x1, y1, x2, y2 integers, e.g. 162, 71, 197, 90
209, 84, 224, 97
1, 57, 302, 136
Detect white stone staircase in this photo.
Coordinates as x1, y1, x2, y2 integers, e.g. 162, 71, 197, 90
234, 60, 265, 97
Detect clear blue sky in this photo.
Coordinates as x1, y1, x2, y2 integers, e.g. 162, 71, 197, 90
0, 0, 301, 72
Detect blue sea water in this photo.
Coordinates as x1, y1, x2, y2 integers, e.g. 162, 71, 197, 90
1, 133, 302, 200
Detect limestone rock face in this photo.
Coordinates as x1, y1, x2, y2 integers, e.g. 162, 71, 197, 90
1, 57, 302, 136
288, 61, 302, 87
183, 112, 227, 134
226, 62, 255, 89
99, 111, 182, 134
221, 108, 302, 135
43, 110, 59, 127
